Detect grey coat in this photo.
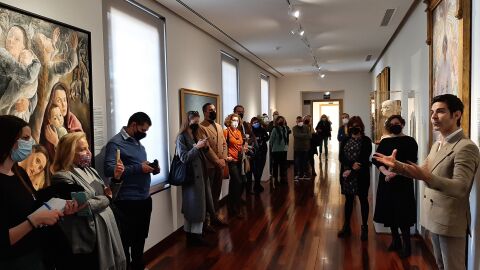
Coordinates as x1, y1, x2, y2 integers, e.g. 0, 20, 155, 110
176, 132, 208, 223
52, 167, 126, 270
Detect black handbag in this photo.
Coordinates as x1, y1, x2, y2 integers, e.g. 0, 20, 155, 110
168, 154, 188, 186
168, 135, 190, 186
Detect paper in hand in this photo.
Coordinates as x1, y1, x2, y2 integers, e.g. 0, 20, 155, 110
32, 198, 67, 214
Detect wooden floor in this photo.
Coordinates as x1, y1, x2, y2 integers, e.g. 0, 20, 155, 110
146, 155, 438, 270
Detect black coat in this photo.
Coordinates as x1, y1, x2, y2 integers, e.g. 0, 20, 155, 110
339, 135, 372, 196
315, 120, 332, 138
373, 136, 418, 227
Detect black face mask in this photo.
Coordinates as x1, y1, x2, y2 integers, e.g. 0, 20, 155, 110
133, 131, 147, 141
190, 123, 199, 131
389, 125, 402, 135
238, 113, 244, 119
209, 111, 217, 121
278, 121, 285, 126
304, 120, 310, 125
349, 127, 360, 135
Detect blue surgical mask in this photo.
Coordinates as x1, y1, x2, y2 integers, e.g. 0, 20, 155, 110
252, 122, 260, 129
11, 138, 34, 162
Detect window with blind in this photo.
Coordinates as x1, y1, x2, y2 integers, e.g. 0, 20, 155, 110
260, 74, 269, 115
105, 0, 168, 189
221, 52, 239, 122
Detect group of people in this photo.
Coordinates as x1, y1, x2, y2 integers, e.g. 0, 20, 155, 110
336, 94, 479, 270
1, 112, 158, 270
2, 93, 479, 270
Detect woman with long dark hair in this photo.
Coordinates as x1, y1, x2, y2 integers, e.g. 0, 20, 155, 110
269, 116, 289, 187
337, 116, 372, 241
176, 111, 211, 246
373, 115, 417, 257
0, 115, 77, 269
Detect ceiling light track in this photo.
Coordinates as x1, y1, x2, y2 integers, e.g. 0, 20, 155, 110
286, 0, 325, 78
175, 0, 284, 77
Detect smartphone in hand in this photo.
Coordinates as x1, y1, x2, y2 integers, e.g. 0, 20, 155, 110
71, 192, 92, 217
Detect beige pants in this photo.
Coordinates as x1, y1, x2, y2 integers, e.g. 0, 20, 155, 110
430, 232, 466, 270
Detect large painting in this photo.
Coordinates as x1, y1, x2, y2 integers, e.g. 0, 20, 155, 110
427, 0, 472, 141
179, 88, 220, 124
0, 3, 93, 182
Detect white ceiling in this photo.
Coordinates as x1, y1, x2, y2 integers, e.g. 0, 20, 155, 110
156, 0, 414, 77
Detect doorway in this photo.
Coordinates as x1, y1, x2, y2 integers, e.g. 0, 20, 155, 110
311, 100, 342, 153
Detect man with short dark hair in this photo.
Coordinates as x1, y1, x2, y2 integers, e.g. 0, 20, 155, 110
198, 103, 228, 229
104, 112, 158, 270
374, 94, 480, 270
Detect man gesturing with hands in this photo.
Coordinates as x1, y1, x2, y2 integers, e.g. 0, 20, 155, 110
374, 94, 479, 270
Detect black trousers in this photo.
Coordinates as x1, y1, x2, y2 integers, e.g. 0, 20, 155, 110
113, 197, 152, 270
344, 194, 369, 227
253, 151, 267, 187
272, 151, 288, 182
228, 162, 246, 214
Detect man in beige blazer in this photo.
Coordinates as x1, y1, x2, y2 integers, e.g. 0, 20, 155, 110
198, 103, 228, 229
374, 94, 480, 270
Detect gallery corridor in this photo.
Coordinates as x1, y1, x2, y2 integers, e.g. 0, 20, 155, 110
146, 154, 437, 270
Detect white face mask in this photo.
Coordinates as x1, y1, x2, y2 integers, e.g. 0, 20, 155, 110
342, 118, 349, 125
297, 122, 304, 127
232, 121, 239, 129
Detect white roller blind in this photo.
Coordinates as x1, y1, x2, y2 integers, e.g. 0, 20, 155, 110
107, 1, 168, 187
261, 75, 269, 115
222, 53, 238, 122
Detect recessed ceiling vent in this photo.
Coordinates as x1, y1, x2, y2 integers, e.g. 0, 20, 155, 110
380, 9, 396, 27
365, 55, 373, 61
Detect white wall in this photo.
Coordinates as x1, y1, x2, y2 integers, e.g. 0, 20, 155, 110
276, 72, 371, 160
3, 0, 277, 251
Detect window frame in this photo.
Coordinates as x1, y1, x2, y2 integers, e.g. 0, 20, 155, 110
104, 0, 170, 194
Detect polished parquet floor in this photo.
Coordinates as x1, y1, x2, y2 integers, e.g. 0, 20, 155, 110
146, 154, 437, 270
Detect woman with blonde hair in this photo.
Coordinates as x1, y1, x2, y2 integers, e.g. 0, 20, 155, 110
50, 132, 126, 270
224, 113, 246, 218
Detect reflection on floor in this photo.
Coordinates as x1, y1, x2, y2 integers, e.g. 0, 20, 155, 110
146, 153, 437, 270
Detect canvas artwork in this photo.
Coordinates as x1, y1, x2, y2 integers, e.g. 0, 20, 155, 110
179, 88, 220, 124
427, 0, 472, 142
0, 3, 92, 188
432, 0, 459, 97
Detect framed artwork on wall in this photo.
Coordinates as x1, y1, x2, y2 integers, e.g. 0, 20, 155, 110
0, 2, 93, 186
374, 67, 390, 143
179, 88, 220, 124
426, 0, 472, 142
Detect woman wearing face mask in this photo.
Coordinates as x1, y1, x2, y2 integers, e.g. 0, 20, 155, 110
372, 115, 417, 258
269, 116, 289, 187
50, 132, 126, 270
224, 114, 246, 218
337, 116, 372, 241
250, 117, 269, 193
0, 115, 79, 270
176, 111, 211, 246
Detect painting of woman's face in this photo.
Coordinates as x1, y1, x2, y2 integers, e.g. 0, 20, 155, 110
54, 89, 68, 116
24, 151, 47, 178
5, 26, 25, 58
